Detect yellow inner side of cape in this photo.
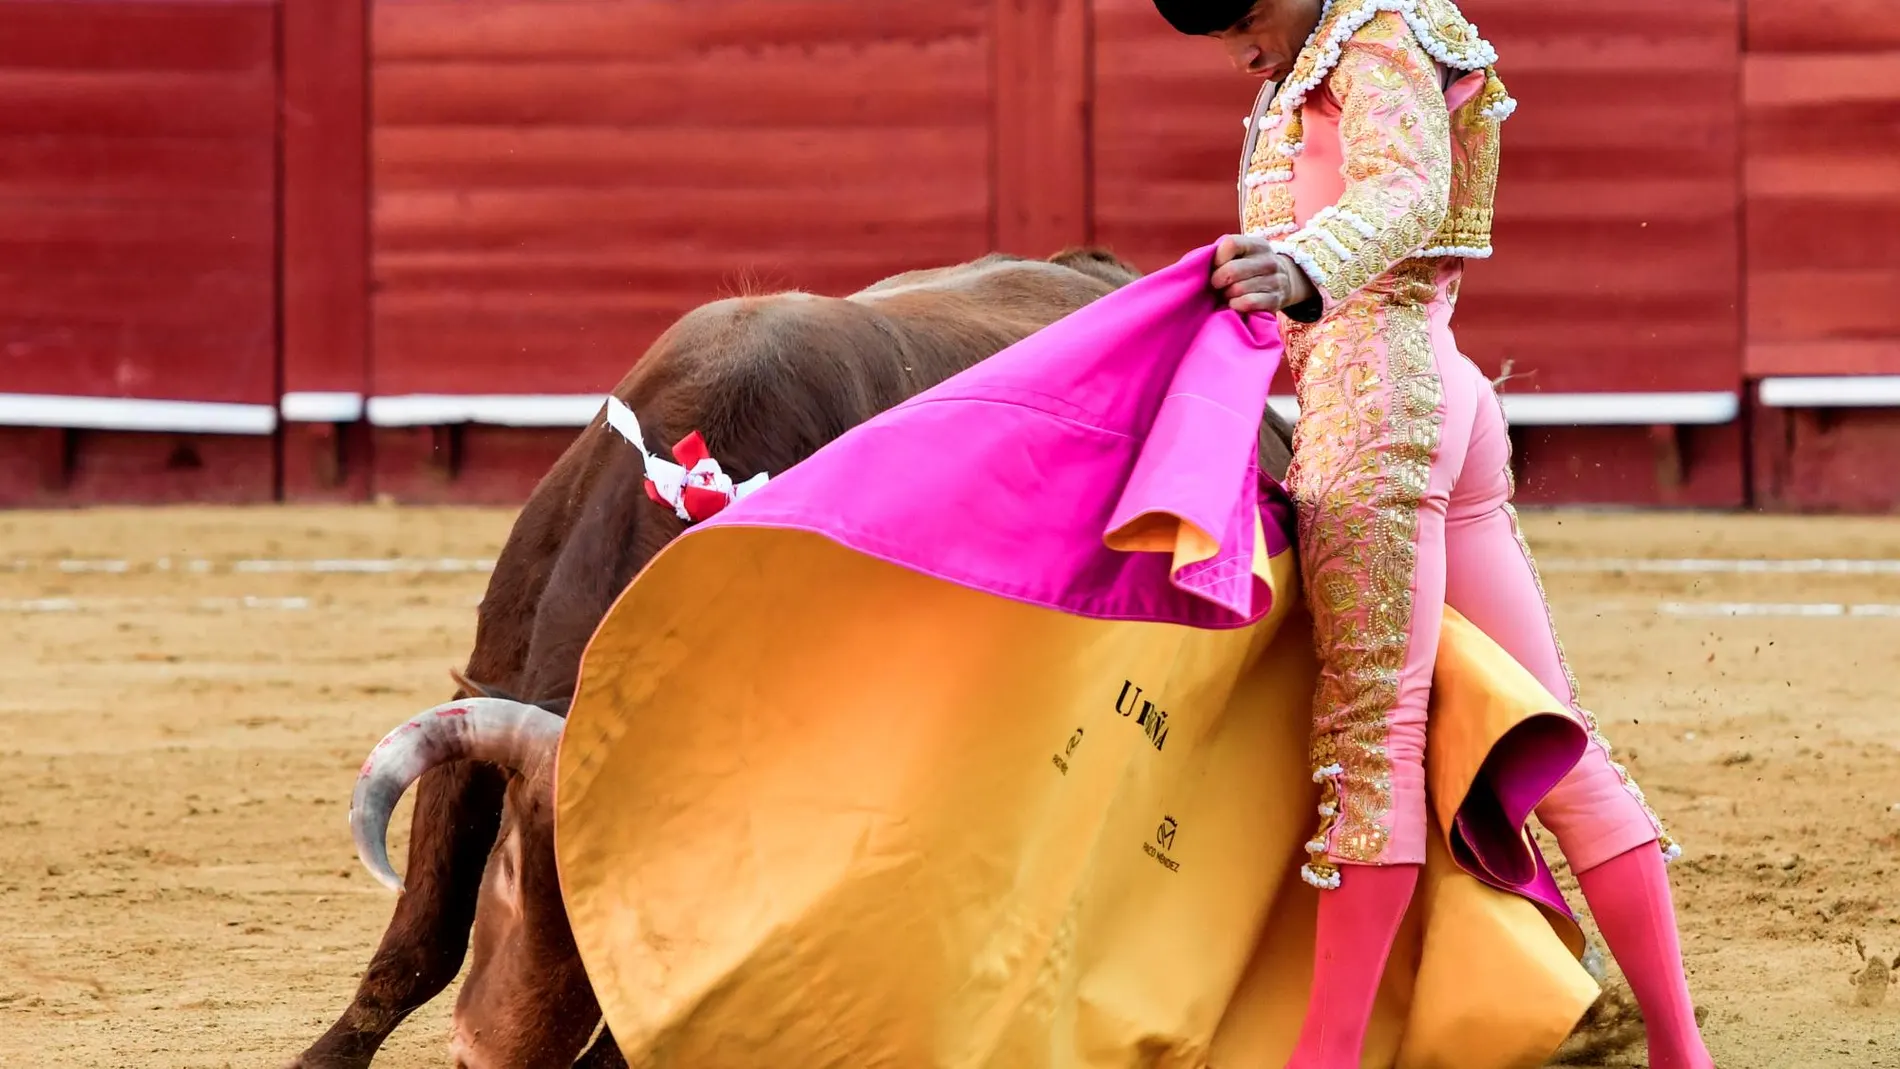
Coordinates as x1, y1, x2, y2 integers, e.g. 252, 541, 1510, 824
555, 517, 1596, 1068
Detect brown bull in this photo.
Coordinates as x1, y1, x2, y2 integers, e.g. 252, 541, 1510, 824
291, 248, 1297, 1069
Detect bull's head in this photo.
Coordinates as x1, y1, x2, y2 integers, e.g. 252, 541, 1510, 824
350, 674, 600, 1069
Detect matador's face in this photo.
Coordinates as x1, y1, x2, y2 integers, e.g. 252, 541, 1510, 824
1210, 0, 1324, 80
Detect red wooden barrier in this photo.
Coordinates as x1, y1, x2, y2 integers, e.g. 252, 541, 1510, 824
1743, 1, 1900, 510
0, 0, 280, 505
281, 0, 372, 501
995, 0, 1093, 258
1091, 0, 1746, 507
1092, 0, 1251, 272
355, 0, 1003, 501
1453, 0, 1744, 507
28, 0, 1900, 511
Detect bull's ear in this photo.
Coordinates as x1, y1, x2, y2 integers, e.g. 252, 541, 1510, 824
450, 666, 496, 699
452, 666, 564, 715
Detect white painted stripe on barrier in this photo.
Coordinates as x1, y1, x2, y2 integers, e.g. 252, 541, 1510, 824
1501, 392, 1739, 426
0, 393, 278, 434
1266, 392, 1739, 426
366, 394, 607, 428
281, 391, 367, 422
1758, 376, 1900, 408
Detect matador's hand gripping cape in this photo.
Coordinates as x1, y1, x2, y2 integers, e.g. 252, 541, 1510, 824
554, 245, 1599, 1068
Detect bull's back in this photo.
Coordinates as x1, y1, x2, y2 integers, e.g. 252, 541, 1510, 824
852, 257, 1124, 359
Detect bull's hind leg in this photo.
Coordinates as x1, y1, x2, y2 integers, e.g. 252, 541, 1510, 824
289, 760, 508, 1068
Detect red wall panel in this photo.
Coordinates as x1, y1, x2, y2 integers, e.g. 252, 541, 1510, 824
1746, 0, 1900, 53
280, 0, 372, 501
1093, 0, 1744, 397
1088, 1, 1745, 507
1740, 0, 1900, 511
282, 0, 369, 400
1742, 31, 1900, 376
1090, 0, 1250, 273
0, 0, 278, 406
994, 0, 1092, 258
366, 0, 999, 398
1451, 0, 1742, 394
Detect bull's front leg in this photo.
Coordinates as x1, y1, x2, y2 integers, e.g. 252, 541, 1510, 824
288, 760, 508, 1069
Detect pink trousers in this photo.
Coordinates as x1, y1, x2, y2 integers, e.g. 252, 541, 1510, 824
1287, 269, 1671, 877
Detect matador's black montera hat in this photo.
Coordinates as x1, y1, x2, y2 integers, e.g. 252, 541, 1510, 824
1152, 0, 1258, 35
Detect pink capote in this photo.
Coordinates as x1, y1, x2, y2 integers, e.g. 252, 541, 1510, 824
691, 242, 1581, 919
694, 244, 1295, 630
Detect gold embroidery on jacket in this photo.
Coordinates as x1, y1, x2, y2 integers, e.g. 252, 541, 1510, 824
1238, 0, 1512, 266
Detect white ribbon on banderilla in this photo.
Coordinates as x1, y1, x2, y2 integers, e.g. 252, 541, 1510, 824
603, 396, 770, 523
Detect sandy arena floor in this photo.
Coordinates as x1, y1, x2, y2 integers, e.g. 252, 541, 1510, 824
1, 505, 1897, 1068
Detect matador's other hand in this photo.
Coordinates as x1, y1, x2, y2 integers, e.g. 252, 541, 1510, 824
1210, 234, 1317, 315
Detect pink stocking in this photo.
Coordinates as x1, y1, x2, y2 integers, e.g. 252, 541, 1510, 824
1285, 863, 1419, 1069
1575, 845, 1713, 1069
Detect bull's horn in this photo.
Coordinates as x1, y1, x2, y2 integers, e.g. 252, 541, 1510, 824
348, 698, 565, 894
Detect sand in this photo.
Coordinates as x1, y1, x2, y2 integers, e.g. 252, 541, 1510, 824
1, 505, 1896, 1068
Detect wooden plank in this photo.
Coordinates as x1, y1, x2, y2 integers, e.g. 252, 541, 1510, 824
0, 69, 277, 138
1748, 269, 1900, 342
1747, 152, 1900, 200
0, 135, 271, 197
0, 330, 277, 404
373, 248, 983, 294
1746, 198, 1900, 271
373, 1, 991, 61
1747, 341, 1900, 378
0, 1, 275, 72
282, 0, 370, 399
374, 185, 991, 252
0, 197, 273, 249
1746, 0, 1900, 53
1745, 52, 1900, 107
371, 318, 674, 396
376, 125, 986, 192
993, 0, 1092, 255
372, 56, 992, 129
1469, 2, 1739, 56
1458, 299, 1744, 394
0, 267, 273, 328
